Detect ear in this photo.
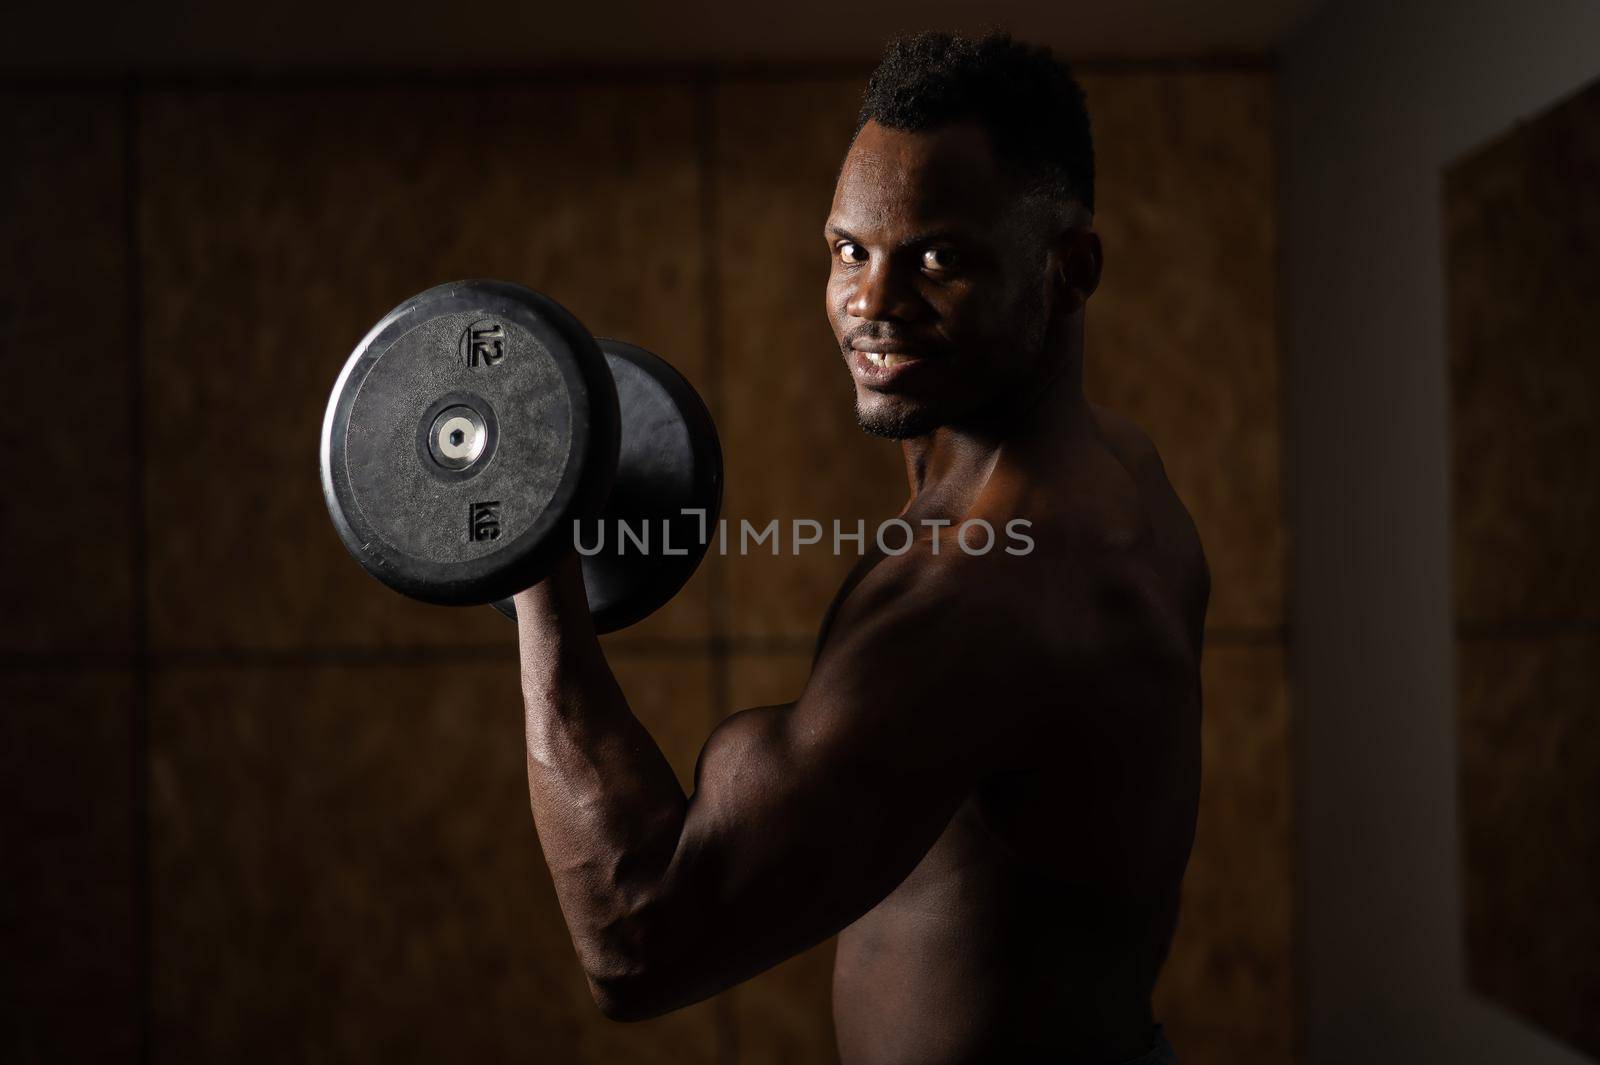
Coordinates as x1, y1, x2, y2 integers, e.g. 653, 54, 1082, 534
1052, 227, 1102, 307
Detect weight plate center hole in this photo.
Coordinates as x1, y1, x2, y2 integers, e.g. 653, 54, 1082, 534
428, 405, 489, 470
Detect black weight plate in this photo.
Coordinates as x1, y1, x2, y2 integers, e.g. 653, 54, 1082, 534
490, 340, 723, 633
320, 280, 619, 606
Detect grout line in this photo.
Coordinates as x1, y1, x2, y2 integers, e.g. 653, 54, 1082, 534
152, 644, 517, 668
0, 652, 139, 672
0, 629, 1307, 675
1456, 618, 1600, 640
123, 77, 152, 1065
1266, 67, 1308, 1065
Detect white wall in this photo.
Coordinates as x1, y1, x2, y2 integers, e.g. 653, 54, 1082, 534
1284, 1, 1600, 1061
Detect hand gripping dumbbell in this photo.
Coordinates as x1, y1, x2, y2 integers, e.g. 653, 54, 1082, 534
319, 280, 722, 632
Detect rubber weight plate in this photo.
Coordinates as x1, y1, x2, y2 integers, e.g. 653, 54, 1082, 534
320, 280, 619, 605
492, 339, 723, 633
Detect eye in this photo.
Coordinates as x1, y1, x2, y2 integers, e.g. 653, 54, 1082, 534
836, 241, 866, 265
921, 247, 958, 272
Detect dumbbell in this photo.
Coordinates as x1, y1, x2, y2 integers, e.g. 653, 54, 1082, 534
319, 279, 722, 633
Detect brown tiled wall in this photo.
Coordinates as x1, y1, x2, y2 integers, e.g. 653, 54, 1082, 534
1, 90, 141, 1062
2, 68, 1288, 1064
1446, 75, 1600, 1058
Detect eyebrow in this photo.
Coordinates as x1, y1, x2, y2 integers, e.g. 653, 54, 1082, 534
824, 223, 975, 246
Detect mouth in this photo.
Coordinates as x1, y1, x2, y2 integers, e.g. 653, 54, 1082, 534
848, 345, 936, 388
860, 350, 920, 370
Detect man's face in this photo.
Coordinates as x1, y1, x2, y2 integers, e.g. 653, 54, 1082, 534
825, 119, 1055, 439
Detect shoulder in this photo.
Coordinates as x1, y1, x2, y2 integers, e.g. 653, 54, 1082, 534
1078, 404, 1209, 640
1089, 402, 1164, 475
793, 548, 1059, 769
815, 542, 1084, 685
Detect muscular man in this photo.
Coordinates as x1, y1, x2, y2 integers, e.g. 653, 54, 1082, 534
514, 32, 1207, 1065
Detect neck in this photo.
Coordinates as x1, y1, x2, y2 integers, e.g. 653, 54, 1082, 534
899, 313, 1091, 512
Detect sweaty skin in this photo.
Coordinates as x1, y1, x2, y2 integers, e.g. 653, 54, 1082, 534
515, 119, 1207, 1064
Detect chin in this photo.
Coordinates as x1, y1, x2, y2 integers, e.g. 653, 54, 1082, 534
854, 394, 947, 439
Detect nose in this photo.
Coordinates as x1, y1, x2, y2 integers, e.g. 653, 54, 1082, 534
846, 261, 922, 323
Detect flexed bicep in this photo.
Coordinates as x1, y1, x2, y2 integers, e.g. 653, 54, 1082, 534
614, 564, 1023, 1015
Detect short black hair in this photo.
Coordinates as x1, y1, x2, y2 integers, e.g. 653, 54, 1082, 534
856, 31, 1095, 214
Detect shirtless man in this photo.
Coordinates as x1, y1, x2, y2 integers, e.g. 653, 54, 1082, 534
514, 31, 1207, 1065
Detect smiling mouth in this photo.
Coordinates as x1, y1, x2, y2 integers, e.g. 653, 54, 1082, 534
861, 350, 921, 369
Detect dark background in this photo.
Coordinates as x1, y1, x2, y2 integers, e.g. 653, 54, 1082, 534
2, 1, 1596, 1063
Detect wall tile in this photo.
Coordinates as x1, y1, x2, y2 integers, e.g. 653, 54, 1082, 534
1081, 73, 1282, 633
139, 84, 708, 653
1446, 76, 1600, 1057
148, 657, 716, 1063
1155, 643, 1293, 1065
0, 670, 138, 1061
1445, 76, 1600, 625
726, 648, 811, 709
610, 651, 718, 791
1458, 634, 1600, 1056
713, 79, 907, 643
0, 91, 134, 656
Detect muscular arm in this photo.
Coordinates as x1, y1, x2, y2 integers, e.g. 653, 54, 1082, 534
515, 551, 1030, 1020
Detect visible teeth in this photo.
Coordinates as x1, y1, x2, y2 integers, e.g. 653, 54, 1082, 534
865, 352, 913, 369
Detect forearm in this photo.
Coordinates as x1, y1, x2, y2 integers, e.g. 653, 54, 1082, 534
514, 554, 688, 1010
